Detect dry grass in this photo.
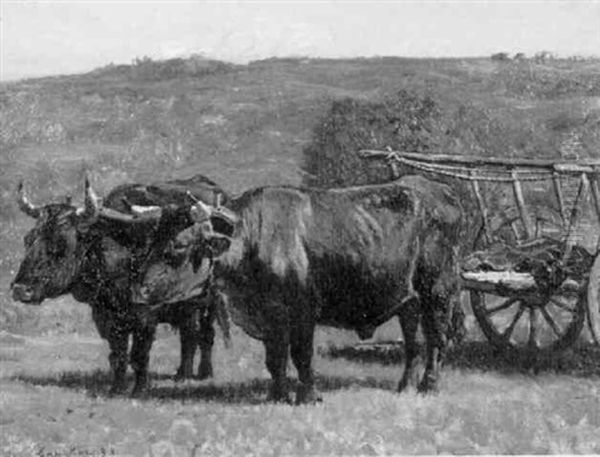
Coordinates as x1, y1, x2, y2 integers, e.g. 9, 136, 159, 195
1, 56, 600, 456
1, 323, 599, 456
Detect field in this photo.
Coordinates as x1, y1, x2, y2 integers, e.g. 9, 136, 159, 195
2, 322, 600, 456
1, 56, 600, 455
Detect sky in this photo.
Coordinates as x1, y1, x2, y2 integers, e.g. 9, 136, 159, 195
1, 0, 599, 81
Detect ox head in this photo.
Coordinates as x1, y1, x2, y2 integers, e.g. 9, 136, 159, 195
11, 178, 138, 304
131, 197, 237, 305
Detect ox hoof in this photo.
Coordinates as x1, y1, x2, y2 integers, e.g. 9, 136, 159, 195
417, 376, 439, 394
295, 385, 322, 405
266, 389, 293, 404
196, 364, 213, 381
108, 384, 128, 397
398, 372, 420, 393
397, 378, 410, 393
174, 369, 194, 382
130, 386, 150, 399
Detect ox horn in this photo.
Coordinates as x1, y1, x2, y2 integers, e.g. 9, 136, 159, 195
189, 191, 239, 226
76, 176, 100, 221
187, 191, 213, 223
16, 181, 42, 218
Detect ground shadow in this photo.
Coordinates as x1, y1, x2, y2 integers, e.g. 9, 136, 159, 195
11, 370, 175, 396
12, 341, 599, 403
13, 370, 394, 404
321, 340, 600, 378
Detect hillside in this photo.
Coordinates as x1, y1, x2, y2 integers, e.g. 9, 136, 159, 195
1, 55, 600, 330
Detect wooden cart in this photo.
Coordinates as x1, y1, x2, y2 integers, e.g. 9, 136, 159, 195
360, 149, 600, 355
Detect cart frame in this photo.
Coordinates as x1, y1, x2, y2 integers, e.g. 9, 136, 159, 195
360, 149, 600, 351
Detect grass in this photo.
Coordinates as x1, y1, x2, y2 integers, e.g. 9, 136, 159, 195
1, 55, 600, 455
1, 326, 599, 456
2, 56, 600, 332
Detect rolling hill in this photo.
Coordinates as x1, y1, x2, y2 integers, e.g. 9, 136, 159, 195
1, 55, 600, 330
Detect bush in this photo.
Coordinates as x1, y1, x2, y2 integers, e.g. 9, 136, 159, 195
301, 90, 441, 188
491, 53, 510, 61
300, 90, 527, 189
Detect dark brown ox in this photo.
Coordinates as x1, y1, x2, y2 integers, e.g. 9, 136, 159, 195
133, 175, 464, 404
11, 175, 229, 396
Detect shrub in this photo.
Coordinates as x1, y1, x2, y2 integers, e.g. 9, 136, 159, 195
300, 90, 526, 189
301, 90, 441, 188
491, 53, 510, 61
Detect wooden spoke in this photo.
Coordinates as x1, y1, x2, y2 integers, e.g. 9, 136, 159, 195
510, 221, 521, 242
485, 297, 520, 315
502, 304, 526, 341
549, 297, 576, 313
528, 307, 538, 349
540, 306, 562, 338
469, 207, 586, 356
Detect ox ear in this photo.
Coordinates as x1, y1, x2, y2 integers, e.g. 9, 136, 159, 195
16, 182, 42, 218
210, 214, 236, 237
188, 194, 213, 223
206, 235, 231, 257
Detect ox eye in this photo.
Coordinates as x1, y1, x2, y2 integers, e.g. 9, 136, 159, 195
24, 233, 35, 247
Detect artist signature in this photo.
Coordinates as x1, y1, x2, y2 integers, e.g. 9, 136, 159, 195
36, 446, 120, 457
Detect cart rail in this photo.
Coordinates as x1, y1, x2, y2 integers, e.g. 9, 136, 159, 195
359, 149, 600, 249
359, 149, 600, 176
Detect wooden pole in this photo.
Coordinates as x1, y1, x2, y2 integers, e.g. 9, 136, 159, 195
359, 149, 600, 173
589, 174, 600, 253
552, 172, 567, 228
589, 174, 600, 224
511, 170, 533, 241
469, 171, 491, 245
562, 173, 590, 262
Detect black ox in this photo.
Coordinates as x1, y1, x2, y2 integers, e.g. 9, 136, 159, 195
133, 175, 464, 404
11, 175, 229, 396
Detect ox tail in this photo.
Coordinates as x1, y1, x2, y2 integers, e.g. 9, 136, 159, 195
213, 289, 232, 348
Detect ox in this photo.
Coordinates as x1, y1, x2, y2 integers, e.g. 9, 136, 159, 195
132, 175, 464, 404
11, 175, 229, 396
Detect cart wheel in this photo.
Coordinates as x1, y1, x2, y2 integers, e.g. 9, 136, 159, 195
469, 207, 587, 355
470, 281, 587, 355
587, 254, 600, 345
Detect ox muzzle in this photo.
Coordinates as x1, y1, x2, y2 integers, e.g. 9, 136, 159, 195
10, 282, 43, 305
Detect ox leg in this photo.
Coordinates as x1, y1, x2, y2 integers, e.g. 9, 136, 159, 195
264, 331, 291, 403
397, 298, 421, 393
130, 325, 156, 397
175, 316, 197, 381
418, 288, 453, 393
107, 328, 129, 395
197, 306, 215, 380
290, 319, 321, 404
